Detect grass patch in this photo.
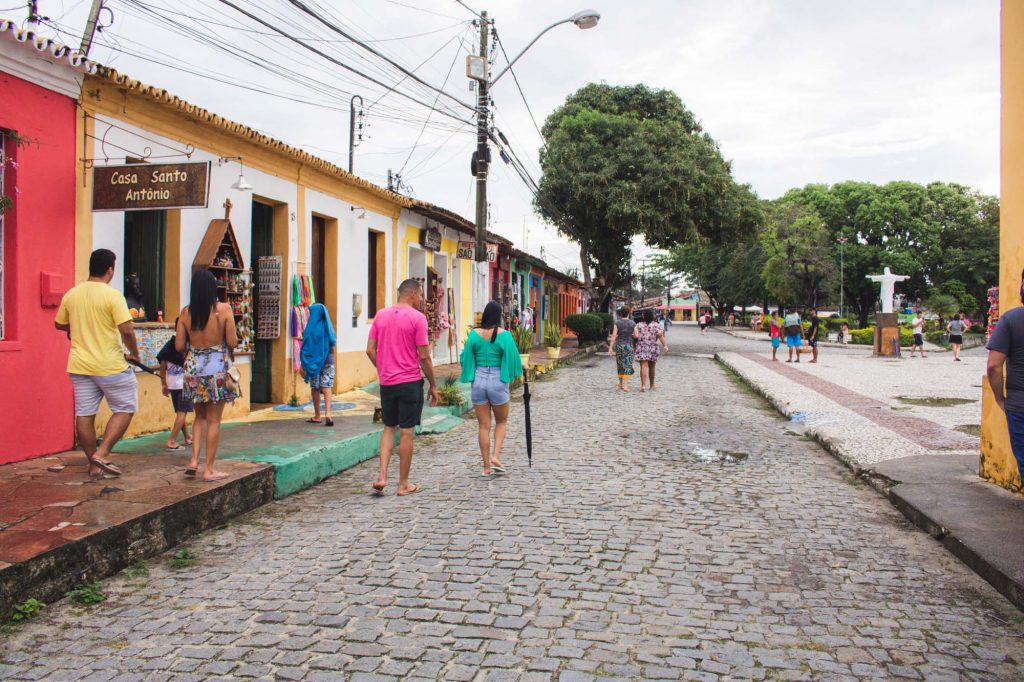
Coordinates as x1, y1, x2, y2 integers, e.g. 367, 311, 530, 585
67, 583, 106, 606
125, 558, 149, 578
167, 549, 196, 569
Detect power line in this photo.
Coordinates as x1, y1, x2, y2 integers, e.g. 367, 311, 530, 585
284, 0, 474, 114
493, 30, 544, 141
211, 0, 475, 126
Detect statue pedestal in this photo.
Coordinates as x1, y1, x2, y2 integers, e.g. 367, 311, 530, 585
874, 313, 900, 357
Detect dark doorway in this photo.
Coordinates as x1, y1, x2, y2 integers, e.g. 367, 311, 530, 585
250, 201, 274, 404
311, 215, 326, 303
124, 210, 165, 321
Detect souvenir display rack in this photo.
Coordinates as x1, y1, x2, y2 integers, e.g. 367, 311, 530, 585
192, 206, 254, 354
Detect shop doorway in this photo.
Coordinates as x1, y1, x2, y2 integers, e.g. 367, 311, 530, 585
250, 201, 274, 404
124, 210, 165, 321
432, 252, 449, 364
311, 215, 326, 303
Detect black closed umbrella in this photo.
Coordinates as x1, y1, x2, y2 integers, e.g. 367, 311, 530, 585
522, 369, 533, 467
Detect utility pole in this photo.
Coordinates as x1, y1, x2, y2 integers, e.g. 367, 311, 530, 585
473, 11, 490, 263
837, 236, 848, 318
80, 0, 103, 55
27, 0, 39, 24
348, 95, 363, 174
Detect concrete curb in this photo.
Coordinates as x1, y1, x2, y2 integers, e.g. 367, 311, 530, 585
715, 352, 1024, 613
0, 465, 274, 620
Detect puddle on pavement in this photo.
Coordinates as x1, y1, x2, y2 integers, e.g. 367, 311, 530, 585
896, 396, 976, 407
685, 443, 750, 464
955, 424, 981, 437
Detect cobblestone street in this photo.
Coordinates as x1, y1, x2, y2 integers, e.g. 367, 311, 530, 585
3, 326, 1023, 681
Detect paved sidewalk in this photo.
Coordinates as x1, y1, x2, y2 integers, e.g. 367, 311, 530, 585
718, 349, 1024, 611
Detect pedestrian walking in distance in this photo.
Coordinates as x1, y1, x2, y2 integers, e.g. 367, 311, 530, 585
807, 308, 821, 363
986, 269, 1024, 483
157, 319, 192, 450
947, 314, 965, 361
768, 310, 782, 361
54, 248, 141, 478
909, 310, 927, 358
367, 279, 438, 496
175, 269, 238, 482
300, 303, 337, 426
459, 301, 523, 477
699, 311, 710, 335
609, 306, 637, 391
784, 308, 803, 363
634, 308, 669, 391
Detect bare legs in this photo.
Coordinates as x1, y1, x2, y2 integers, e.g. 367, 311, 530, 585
648, 361, 656, 390
376, 426, 417, 494
76, 412, 133, 476
474, 402, 509, 474
166, 411, 190, 448
639, 361, 649, 391
952, 343, 962, 361
189, 402, 228, 481
475, 404, 492, 473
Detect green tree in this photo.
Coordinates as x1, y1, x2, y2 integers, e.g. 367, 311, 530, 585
761, 201, 837, 308
535, 83, 759, 310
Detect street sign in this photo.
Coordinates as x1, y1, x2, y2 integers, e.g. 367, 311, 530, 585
93, 162, 211, 211
457, 240, 496, 262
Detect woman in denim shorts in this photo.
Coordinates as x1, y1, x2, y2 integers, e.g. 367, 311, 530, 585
459, 301, 524, 476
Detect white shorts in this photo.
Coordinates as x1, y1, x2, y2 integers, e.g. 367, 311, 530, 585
70, 369, 139, 416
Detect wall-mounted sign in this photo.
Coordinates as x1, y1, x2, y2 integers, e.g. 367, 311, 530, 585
93, 161, 211, 211
420, 226, 442, 251
456, 240, 497, 262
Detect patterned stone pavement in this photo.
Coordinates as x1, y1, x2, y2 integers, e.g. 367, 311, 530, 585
2, 325, 1023, 681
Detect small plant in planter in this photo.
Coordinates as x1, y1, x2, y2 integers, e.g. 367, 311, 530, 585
543, 323, 563, 359
436, 376, 464, 407
512, 325, 534, 367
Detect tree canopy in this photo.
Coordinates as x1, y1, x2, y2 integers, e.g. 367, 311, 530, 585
534, 83, 758, 309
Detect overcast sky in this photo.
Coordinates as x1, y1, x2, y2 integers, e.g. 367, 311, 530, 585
15, 0, 1000, 274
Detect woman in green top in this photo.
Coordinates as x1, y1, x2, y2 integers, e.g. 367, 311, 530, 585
460, 301, 524, 476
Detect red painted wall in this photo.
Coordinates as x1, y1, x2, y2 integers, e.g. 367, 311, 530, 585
0, 72, 77, 463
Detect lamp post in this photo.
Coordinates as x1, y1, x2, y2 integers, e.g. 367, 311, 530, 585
837, 236, 849, 318
467, 10, 600, 262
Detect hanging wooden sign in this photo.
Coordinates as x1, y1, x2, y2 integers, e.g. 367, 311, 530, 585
93, 161, 211, 211
420, 226, 442, 251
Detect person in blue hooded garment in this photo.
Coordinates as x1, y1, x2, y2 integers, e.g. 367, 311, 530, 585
300, 303, 337, 426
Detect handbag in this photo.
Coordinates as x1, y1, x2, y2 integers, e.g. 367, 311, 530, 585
784, 325, 802, 337
225, 363, 242, 395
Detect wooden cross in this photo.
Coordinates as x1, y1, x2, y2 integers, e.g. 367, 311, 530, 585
223, 198, 233, 220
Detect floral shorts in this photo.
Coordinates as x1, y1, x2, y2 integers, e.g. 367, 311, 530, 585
310, 362, 335, 390
184, 347, 238, 404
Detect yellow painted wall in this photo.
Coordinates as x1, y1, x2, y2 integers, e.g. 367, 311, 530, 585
75, 75, 410, 437
981, 0, 1024, 493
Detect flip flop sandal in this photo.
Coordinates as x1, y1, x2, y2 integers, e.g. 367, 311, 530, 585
324, 418, 334, 427
372, 483, 386, 496
203, 473, 230, 482
93, 460, 122, 476
397, 483, 422, 496
306, 418, 322, 423
492, 464, 506, 473
166, 444, 184, 451
184, 468, 197, 477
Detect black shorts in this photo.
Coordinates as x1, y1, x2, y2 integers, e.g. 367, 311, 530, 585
949, 334, 963, 345
699, 323, 706, 330
380, 379, 424, 429
169, 389, 193, 413
913, 333, 924, 346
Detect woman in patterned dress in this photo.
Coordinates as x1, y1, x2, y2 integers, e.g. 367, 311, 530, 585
175, 269, 238, 482
608, 306, 636, 391
634, 309, 669, 391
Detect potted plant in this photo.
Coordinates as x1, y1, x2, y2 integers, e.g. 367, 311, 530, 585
543, 323, 563, 359
512, 325, 534, 367
436, 376, 464, 407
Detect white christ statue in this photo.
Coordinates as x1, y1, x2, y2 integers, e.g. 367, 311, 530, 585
866, 267, 910, 314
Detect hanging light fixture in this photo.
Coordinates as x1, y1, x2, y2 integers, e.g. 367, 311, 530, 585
219, 156, 254, 192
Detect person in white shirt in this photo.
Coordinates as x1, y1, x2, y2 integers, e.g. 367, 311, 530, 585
909, 311, 926, 358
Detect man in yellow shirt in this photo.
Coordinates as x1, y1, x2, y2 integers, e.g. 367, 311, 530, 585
54, 249, 141, 477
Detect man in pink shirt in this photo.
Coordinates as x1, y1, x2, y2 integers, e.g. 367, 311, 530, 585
366, 279, 438, 496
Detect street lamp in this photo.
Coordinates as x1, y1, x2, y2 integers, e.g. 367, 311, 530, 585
837, 236, 849, 318
468, 10, 601, 262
